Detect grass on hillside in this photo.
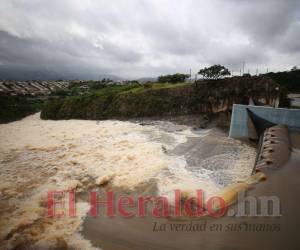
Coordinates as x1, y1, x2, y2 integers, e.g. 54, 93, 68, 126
40, 82, 193, 120
91, 82, 191, 97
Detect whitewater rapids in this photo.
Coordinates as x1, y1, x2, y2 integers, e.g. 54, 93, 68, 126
0, 113, 255, 249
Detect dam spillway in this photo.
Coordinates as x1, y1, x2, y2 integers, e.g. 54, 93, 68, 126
254, 125, 291, 172
229, 104, 300, 140
229, 103, 300, 176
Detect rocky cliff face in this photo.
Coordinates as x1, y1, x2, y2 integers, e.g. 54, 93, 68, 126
193, 76, 280, 113
41, 76, 280, 120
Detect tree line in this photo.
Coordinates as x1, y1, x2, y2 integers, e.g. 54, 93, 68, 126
158, 65, 231, 83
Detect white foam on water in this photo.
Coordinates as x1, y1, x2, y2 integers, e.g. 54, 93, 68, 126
0, 113, 255, 249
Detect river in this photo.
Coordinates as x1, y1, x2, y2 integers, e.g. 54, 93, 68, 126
0, 113, 255, 249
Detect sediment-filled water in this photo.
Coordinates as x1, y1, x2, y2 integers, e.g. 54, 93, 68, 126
0, 113, 256, 249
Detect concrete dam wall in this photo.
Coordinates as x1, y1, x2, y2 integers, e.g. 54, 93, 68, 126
229, 104, 300, 140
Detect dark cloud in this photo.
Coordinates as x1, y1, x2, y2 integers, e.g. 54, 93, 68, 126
232, 0, 299, 41
275, 22, 300, 53
0, 0, 299, 79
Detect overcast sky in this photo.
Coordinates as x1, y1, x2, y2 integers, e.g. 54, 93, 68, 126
0, 0, 300, 79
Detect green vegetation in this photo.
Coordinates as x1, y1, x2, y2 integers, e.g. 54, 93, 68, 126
198, 65, 231, 80
1, 72, 289, 123
92, 83, 141, 96
50, 89, 70, 97
266, 69, 300, 93
262, 68, 300, 108
41, 83, 193, 120
41, 77, 280, 121
158, 73, 189, 83
0, 94, 43, 123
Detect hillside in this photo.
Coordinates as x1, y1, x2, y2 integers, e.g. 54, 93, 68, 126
0, 94, 43, 123
41, 76, 280, 121
266, 69, 300, 93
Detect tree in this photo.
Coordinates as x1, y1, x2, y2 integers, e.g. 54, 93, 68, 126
198, 65, 231, 80
101, 78, 113, 83
158, 73, 189, 83
291, 66, 298, 71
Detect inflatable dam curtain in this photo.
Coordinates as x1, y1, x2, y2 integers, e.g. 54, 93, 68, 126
246, 108, 291, 173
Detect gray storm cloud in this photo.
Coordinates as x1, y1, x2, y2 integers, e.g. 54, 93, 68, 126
0, 0, 299, 79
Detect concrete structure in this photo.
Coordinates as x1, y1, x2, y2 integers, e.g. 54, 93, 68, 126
229, 104, 300, 139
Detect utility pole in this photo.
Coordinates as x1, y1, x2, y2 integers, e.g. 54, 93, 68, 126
242, 61, 246, 75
